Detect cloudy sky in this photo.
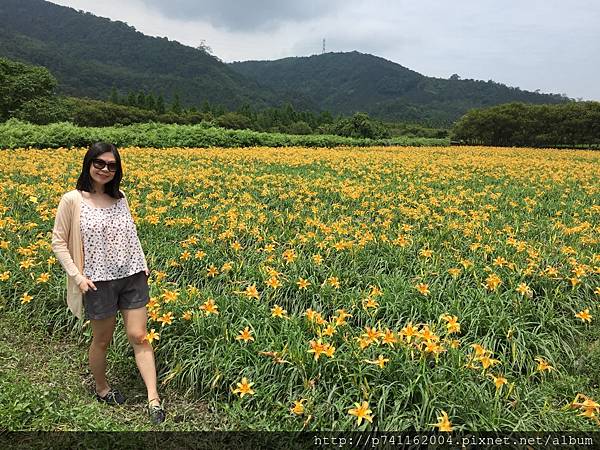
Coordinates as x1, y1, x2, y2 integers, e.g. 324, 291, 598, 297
50, 0, 600, 100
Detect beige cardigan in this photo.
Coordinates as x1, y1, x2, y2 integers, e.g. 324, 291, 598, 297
51, 189, 146, 319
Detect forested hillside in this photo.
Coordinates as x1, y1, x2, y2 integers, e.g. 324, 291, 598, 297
0, 0, 281, 109
230, 52, 568, 125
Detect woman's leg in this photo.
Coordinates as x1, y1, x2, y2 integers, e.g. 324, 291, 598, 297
121, 306, 160, 405
89, 315, 117, 396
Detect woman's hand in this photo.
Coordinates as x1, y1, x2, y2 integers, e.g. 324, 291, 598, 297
79, 277, 97, 293
145, 268, 150, 278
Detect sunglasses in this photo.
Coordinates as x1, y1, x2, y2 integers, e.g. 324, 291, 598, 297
92, 159, 118, 172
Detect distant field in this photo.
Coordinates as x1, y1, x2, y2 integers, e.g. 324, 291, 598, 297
0, 146, 599, 431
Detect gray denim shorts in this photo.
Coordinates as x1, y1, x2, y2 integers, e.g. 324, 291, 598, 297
83, 271, 150, 320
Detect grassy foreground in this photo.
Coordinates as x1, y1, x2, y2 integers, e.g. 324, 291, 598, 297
0, 145, 599, 431
0, 308, 219, 431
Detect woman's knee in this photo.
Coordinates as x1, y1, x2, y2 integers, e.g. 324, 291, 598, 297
127, 330, 147, 346
91, 335, 112, 351
90, 316, 116, 351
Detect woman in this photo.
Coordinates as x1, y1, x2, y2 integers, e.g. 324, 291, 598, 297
51, 142, 165, 424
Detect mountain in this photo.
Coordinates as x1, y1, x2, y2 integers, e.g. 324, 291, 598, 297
0, 0, 283, 109
0, 0, 569, 125
229, 52, 568, 125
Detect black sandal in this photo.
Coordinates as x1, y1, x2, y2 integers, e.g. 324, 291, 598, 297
148, 397, 166, 424
95, 388, 126, 405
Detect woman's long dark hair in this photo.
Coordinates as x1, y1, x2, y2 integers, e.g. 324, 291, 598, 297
76, 142, 124, 199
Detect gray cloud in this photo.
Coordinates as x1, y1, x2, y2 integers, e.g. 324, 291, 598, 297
139, 0, 349, 31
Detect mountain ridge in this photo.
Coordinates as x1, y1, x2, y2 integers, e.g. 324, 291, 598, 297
229, 51, 567, 124
0, 0, 568, 124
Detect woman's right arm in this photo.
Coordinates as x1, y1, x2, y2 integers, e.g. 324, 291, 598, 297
51, 194, 86, 286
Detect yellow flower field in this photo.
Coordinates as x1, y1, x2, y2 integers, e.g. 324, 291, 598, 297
0, 146, 599, 430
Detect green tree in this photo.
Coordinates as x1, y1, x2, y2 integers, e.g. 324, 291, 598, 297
212, 104, 227, 116
286, 121, 312, 135
69, 98, 156, 126
145, 92, 157, 111
156, 94, 166, 114
14, 96, 71, 124
171, 93, 182, 114
109, 87, 119, 104
136, 91, 146, 109
452, 101, 600, 147
0, 57, 57, 121
201, 100, 212, 114
216, 112, 252, 130
281, 103, 296, 124
330, 112, 390, 139
126, 91, 136, 107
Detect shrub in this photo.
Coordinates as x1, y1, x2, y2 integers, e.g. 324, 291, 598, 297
215, 112, 252, 130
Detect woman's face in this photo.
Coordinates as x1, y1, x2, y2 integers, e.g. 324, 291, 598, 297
89, 151, 117, 189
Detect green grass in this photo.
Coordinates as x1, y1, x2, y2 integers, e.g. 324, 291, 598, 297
0, 308, 221, 431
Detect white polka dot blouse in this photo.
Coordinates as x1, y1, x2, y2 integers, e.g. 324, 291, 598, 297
80, 197, 148, 282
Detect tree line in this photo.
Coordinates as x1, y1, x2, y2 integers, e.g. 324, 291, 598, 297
106, 88, 408, 139
452, 102, 600, 148
0, 56, 446, 139
13, 55, 599, 148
